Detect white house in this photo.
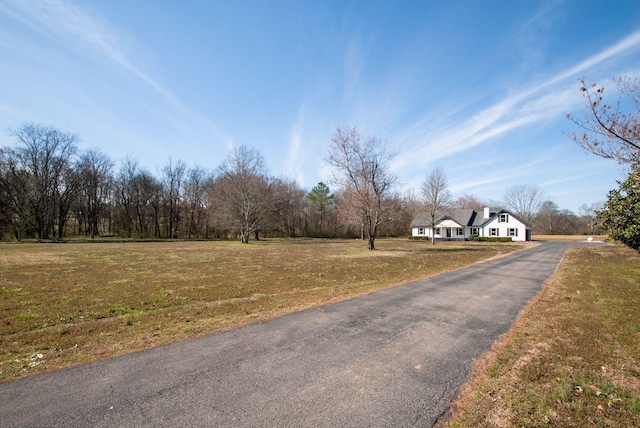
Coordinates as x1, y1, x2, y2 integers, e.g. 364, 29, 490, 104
410, 207, 531, 242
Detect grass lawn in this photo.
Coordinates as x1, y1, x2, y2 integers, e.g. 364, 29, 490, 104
0, 238, 527, 383
444, 244, 640, 427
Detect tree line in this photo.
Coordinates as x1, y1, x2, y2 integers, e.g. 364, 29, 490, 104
1, 121, 608, 246
0, 123, 418, 242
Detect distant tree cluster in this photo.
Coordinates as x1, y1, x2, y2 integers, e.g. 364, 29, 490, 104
0, 123, 416, 242
533, 201, 605, 235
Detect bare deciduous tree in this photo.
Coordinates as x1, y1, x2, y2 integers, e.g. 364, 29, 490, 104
113, 158, 138, 237
0, 148, 32, 241
161, 158, 186, 239
536, 200, 559, 235
503, 184, 545, 226
137, 170, 163, 238
332, 186, 364, 238
578, 201, 602, 234
397, 189, 422, 236
114, 159, 162, 238
217, 145, 271, 244
77, 149, 113, 238
271, 177, 306, 238
184, 165, 212, 238
421, 167, 451, 245
450, 193, 487, 211
566, 76, 640, 165
54, 161, 81, 239
9, 123, 78, 239
326, 126, 397, 250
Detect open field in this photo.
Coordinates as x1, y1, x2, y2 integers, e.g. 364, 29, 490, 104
444, 244, 640, 427
0, 238, 528, 383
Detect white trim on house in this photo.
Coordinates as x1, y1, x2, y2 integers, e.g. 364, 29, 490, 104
410, 207, 531, 241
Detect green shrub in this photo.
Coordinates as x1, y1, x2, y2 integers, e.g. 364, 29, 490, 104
478, 237, 513, 242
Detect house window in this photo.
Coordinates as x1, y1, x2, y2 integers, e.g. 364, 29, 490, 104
508, 228, 518, 237
456, 228, 464, 236
435, 227, 441, 236
470, 227, 479, 235
489, 228, 499, 236
499, 214, 509, 223
418, 227, 425, 235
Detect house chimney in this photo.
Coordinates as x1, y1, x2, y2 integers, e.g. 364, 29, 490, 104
483, 207, 490, 219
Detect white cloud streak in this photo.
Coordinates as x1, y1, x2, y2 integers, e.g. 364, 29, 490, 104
391, 29, 640, 175
286, 111, 304, 185
1, 0, 235, 163
3, 0, 184, 111
448, 151, 555, 194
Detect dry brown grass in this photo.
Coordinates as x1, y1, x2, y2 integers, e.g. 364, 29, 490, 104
0, 238, 527, 382
444, 245, 640, 427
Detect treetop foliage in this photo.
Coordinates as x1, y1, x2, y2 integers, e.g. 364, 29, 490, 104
597, 165, 640, 252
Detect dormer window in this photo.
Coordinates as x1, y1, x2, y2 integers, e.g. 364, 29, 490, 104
498, 214, 509, 223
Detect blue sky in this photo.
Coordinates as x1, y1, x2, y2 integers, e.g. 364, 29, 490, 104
1, 0, 639, 213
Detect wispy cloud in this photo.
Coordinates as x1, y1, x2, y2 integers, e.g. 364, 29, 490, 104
547, 30, 640, 86
0, 102, 20, 115
449, 155, 553, 195
2, 0, 184, 110
391, 29, 640, 176
1, 0, 234, 161
286, 106, 305, 184
511, 0, 564, 69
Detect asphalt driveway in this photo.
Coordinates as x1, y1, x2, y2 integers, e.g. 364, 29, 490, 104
0, 241, 599, 427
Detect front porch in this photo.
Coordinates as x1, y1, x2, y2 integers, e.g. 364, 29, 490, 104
432, 224, 466, 240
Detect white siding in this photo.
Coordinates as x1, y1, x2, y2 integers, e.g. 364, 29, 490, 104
482, 215, 527, 241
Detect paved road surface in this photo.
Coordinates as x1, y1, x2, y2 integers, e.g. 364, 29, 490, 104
0, 241, 597, 427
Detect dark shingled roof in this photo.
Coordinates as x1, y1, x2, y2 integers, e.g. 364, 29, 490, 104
411, 208, 531, 228
411, 208, 492, 228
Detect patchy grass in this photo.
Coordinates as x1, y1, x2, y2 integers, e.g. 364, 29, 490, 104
444, 245, 640, 427
0, 238, 527, 382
